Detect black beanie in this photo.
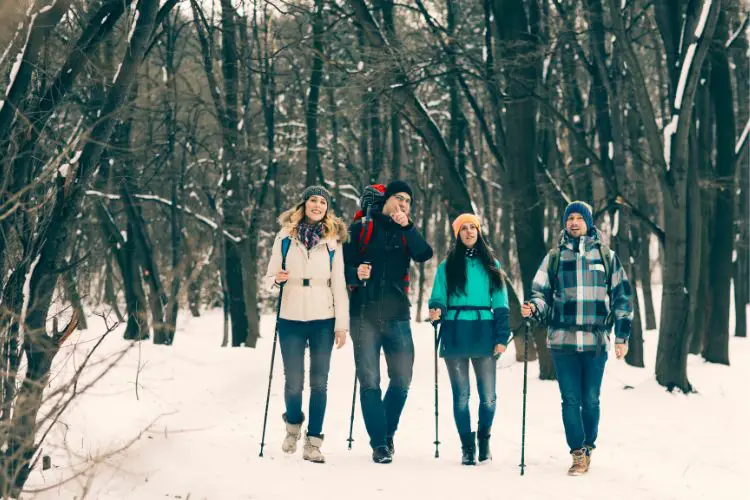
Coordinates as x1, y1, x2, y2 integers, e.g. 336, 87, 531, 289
384, 180, 413, 201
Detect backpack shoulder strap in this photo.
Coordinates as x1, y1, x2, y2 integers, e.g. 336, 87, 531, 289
326, 243, 335, 271
358, 218, 374, 256
281, 236, 292, 270
598, 243, 613, 294
547, 247, 561, 292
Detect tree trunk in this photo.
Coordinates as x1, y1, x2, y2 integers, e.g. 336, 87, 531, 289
703, 10, 736, 364
690, 76, 713, 355
732, 19, 749, 338
305, 0, 324, 186
492, 0, 554, 380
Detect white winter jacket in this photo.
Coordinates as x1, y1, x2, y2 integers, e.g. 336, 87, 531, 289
264, 225, 350, 332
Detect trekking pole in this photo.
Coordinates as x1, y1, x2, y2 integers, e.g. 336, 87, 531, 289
347, 260, 371, 450
520, 317, 531, 475
259, 282, 285, 458
432, 320, 441, 458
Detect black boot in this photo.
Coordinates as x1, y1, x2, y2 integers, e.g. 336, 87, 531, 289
477, 429, 492, 463
386, 436, 395, 456
460, 432, 476, 466
372, 445, 392, 464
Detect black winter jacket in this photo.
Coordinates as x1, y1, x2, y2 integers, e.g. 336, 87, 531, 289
343, 211, 433, 322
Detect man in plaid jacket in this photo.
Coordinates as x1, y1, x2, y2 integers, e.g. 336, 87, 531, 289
521, 200, 633, 476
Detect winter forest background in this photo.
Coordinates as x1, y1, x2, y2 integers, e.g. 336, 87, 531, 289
0, 0, 747, 497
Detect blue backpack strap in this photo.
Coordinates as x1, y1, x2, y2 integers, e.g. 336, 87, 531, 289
281, 237, 292, 270
327, 243, 335, 272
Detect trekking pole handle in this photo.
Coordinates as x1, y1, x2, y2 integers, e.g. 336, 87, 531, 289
361, 261, 372, 288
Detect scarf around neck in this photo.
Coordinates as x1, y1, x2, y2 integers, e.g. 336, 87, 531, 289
297, 221, 325, 250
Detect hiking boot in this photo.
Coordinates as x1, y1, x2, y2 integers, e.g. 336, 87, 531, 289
372, 446, 392, 464
460, 432, 476, 466
303, 434, 325, 463
584, 445, 594, 469
386, 436, 395, 455
281, 413, 304, 454
568, 448, 588, 476
477, 429, 492, 464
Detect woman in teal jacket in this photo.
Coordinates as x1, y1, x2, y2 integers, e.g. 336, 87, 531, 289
428, 213, 511, 466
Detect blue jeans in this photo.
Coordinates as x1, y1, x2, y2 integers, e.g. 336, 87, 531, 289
278, 318, 335, 437
550, 349, 608, 451
444, 357, 497, 436
351, 319, 414, 449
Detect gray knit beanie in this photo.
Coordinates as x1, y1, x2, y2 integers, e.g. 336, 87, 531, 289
301, 185, 332, 208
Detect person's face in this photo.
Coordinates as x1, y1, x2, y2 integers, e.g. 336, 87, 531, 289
382, 192, 411, 216
304, 195, 327, 223
459, 223, 479, 248
566, 213, 587, 238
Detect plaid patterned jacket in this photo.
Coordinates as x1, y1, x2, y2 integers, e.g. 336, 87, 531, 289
530, 229, 634, 352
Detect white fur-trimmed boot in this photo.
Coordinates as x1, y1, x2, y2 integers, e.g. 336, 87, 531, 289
302, 433, 325, 463
281, 413, 304, 454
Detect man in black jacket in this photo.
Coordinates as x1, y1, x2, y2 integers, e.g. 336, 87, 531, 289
344, 180, 433, 464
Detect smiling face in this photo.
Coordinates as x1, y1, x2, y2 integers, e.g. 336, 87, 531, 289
566, 212, 588, 238
459, 223, 479, 248
382, 192, 412, 217
304, 195, 328, 223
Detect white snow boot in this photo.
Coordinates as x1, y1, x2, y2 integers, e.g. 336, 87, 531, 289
281, 413, 304, 454
303, 433, 326, 463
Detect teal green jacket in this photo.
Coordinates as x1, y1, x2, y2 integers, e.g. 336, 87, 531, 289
428, 257, 511, 358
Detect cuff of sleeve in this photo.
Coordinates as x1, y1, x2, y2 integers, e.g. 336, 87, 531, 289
615, 318, 631, 340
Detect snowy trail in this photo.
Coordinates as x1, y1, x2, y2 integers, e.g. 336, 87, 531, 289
24, 303, 749, 500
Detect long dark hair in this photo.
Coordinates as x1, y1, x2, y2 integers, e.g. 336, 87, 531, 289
445, 232, 504, 297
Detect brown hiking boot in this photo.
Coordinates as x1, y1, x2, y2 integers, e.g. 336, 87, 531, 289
568, 448, 588, 476
585, 445, 594, 469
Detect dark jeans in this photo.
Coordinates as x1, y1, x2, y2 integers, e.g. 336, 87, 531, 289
278, 318, 335, 437
351, 318, 414, 449
550, 349, 608, 452
444, 357, 497, 436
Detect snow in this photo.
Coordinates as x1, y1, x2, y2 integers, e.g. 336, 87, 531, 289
736, 117, 749, 155
6, 12, 35, 97
23, 293, 749, 500
612, 208, 619, 236
674, 44, 696, 110
693, 0, 713, 38
19, 254, 42, 339
663, 114, 679, 170
112, 62, 123, 83
38, 1, 56, 14
127, 9, 140, 45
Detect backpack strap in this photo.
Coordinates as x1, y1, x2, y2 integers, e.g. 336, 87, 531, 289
547, 247, 561, 294
326, 243, 335, 272
281, 237, 292, 270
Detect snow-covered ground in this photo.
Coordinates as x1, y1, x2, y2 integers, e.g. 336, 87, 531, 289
24, 298, 749, 500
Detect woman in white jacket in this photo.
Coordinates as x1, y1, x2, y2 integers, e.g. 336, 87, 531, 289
264, 185, 349, 463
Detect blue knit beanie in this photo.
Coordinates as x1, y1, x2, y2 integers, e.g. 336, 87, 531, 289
563, 201, 594, 231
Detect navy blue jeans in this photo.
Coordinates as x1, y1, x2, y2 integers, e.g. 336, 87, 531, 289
550, 349, 608, 452
277, 318, 335, 438
444, 356, 497, 436
351, 319, 414, 449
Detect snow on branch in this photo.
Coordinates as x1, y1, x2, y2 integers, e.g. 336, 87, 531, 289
84, 191, 243, 243
736, 117, 750, 157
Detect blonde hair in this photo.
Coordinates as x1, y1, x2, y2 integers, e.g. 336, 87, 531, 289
278, 202, 349, 243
